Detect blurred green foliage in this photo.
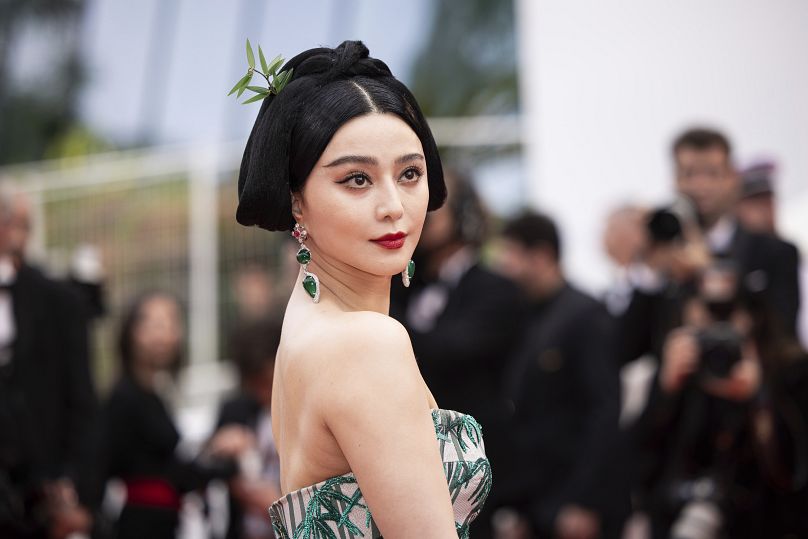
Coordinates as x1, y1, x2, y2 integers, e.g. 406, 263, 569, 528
410, 0, 519, 117
0, 0, 108, 165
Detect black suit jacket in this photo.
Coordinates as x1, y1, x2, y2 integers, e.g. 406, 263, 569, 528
725, 226, 801, 336
615, 225, 801, 366
391, 263, 527, 539
6, 264, 97, 504
392, 263, 527, 425
496, 285, 628, 537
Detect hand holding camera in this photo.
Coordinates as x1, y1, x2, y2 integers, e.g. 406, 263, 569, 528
701, 341, 761, 402
660, 329, 700, 394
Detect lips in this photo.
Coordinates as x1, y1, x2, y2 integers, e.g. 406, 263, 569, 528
371, 232, 407, 249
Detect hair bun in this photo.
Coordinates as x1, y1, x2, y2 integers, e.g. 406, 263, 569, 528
236, 40, 445, 232
284, 40, 391, 85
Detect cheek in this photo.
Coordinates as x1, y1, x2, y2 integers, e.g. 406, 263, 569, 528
303, 189, 367, 250
406, 182, 429, 231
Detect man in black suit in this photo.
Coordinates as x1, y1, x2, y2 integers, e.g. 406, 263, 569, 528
615, 128, 801, 366
390, 169, 526, 539
673, 129, 800, 335
0, 184, 97, 538
492, 211, 628, 539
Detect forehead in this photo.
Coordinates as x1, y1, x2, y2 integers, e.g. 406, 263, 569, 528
318, 113, 423, 163
141, 296, 179, 317
675, 146, 729, 166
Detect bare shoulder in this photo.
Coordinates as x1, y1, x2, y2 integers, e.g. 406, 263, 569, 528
295, 311, 413, 364
330, 311, 413, 359
302, 311, 423, 410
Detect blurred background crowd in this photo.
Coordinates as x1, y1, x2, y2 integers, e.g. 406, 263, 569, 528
1, 1, 807, 538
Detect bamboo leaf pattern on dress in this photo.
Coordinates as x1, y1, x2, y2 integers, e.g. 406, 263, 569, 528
269, 410, 490, 538
294, 476, 371, 539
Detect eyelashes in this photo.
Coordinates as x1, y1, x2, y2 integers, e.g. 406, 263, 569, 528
336, 166, 425, 190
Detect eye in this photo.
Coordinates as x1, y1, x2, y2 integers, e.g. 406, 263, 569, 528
338, 172, 372, 189
400, 166, 424, 183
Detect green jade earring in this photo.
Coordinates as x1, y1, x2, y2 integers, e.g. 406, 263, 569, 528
292, 223, 320, 302
401, 259, 415, 287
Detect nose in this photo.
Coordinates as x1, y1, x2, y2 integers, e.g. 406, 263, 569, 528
376, 179, 404, 222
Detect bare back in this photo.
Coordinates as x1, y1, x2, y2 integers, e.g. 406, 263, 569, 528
271, 292, 438, 494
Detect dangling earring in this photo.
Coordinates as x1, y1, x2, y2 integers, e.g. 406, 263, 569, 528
292, 223, 320, 303
401, 259, 415, 288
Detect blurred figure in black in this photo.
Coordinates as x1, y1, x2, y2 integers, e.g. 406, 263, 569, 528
672, 128, 800, 336
634, 264, 808, 538
99, 291, 242, 539
0, 184, 97, 538
214, 319, 282, 539
735, 160, 808, 350
614, 205, 706, 367
601, 204, 650, 317
7, 190, 106, 320
491, 211, 628, 539
735, 160, 778, 236
615, 128, 801, 367
390, 167, 526, 538
230, 263, 278, 325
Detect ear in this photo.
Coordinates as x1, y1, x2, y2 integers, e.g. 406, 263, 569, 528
290, 192, 304, 220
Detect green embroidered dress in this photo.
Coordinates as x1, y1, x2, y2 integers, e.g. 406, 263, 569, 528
268, 408, 491, 538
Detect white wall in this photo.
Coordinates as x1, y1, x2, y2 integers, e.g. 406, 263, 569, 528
517, 0, 808, 293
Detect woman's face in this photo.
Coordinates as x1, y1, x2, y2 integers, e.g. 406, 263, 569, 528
133, 295, 184, 369
294, 113, 429, 279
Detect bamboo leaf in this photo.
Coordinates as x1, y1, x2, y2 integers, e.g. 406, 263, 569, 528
267, 55, 284, 76
281, 68, 294, 87
246, 39, 255, 69
236, 70, 253, 97
273, 68, 292, 93
258, 45, 269, 74
245, 85, 270, 95
227, 72, 252, 96
242, 93, 267, 104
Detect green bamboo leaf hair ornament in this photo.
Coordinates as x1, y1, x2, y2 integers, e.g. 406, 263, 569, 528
228, 40, 293, 105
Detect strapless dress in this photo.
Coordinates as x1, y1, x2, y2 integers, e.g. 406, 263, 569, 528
268, 408, 491, 538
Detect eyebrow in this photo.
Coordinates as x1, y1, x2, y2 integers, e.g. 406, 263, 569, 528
323, 153, 424, 168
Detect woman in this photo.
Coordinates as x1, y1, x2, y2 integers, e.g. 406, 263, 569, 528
235, 41, 491, 537
101, 291, 242, 539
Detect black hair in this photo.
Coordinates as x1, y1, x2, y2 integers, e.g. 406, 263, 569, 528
672, 127, 732, 159
117, 290, 185, 378
237, 40, 446, 231
502, 210, 561, 260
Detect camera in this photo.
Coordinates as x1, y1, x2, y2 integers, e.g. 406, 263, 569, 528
693, 260, 744, 378
696, 323, 743, 378
647, 196, 698, 246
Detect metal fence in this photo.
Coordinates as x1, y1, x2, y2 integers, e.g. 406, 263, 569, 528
0, 115, 522, 395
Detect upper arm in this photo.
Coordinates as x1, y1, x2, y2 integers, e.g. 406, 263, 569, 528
320, 316, 457, 538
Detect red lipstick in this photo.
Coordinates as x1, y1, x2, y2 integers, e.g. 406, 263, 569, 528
371, 232, 407, 249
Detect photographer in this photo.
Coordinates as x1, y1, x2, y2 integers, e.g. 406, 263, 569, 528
614, 204, 707, 367
614, 128, 801, 368
633, 264, 808, 538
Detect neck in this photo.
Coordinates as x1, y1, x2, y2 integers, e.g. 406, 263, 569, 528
131, 360, 158, 389
529, 267, 565, 301
298, 253, 392, 315
701, 212, 732, 231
